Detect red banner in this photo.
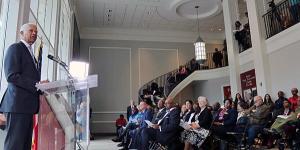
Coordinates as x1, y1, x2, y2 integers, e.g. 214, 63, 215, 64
240, 69, 256, 89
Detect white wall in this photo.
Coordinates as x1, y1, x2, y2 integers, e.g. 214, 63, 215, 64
268, 41, 300, 99
173, 76, 230, 106
193, 76, 230, 105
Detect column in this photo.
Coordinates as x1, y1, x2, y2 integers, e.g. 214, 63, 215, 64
222, 0, 242, 96
246, 0, 272, 96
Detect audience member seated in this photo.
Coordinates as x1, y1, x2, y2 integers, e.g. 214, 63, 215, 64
212, 99, 238, 138
115, 114, 127, 138
243, 96, 270, 147
180, 104, 187, 119
141, 97, 180, 150
234, 93, 249, 120
126, 100, 135, 121
114, 106, 139, 145
265, 99, 294, 148
263, 94, 275, 128
180, 96, 213, 150
127, 99, 154, 149
211, 99, 237, 149
211, 102, 221, 119
264, 94, 275, 111
273, 91, 288, 120
288, 88, 300, 111
152, 99, 166, 124
181, 100, 195, 123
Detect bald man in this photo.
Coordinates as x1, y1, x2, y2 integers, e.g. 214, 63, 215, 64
244, 96, 270, 147
140, 97, 180, 150
0, 23, 44, 150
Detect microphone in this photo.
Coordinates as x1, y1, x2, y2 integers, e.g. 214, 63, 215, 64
47, 55, 67, 67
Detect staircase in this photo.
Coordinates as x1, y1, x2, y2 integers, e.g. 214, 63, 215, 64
138, 51, 229, 103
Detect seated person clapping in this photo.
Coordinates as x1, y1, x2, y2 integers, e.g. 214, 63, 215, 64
180, 96, 213, 149
211, 99, 237, 138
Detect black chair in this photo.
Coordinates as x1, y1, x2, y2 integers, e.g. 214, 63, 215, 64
226, 117, 250, 150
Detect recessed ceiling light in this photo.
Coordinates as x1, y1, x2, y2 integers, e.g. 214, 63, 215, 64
218, 28, 222, 31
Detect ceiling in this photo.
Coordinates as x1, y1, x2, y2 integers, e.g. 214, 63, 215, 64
75, 0, 246, 43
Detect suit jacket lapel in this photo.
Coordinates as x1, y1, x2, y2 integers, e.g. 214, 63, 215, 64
19, 42, 40, 76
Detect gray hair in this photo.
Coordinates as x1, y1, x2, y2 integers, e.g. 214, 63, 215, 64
198, 96, 208, 106
20, 23, 36, 33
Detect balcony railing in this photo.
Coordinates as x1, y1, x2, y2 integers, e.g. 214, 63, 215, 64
138, 51, 228, 103
263, 0, 300, 39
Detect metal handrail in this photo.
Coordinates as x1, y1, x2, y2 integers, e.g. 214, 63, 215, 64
262, 0, 300, 39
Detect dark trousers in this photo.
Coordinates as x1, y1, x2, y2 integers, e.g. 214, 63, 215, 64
247, 124, 263, 145
141, 128, 157, 150
4, 113, 33, 150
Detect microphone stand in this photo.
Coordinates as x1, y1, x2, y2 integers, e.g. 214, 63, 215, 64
53, 59, 84, 150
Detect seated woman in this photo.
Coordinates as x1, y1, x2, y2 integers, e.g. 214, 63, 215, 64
211, 99, 237, 138
265, 99, 294, 148
181, 96, 213, 150
182, 100, 195, 123
234, 93, 249, 121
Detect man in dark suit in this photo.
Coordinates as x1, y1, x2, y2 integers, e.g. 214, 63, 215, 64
141, 97, 180, 150
126, 100, 135, 121
0, 23, 45, 150
152, 99, 166, 124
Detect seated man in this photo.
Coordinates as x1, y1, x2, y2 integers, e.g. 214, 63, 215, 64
152, 99, 166, 124
126, 99, 153, 149
113, 106, 139, 143
243, 96, 270, 146
141, 97, 180, 150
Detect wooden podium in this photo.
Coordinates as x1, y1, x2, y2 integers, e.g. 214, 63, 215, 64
36, 75, 98, 150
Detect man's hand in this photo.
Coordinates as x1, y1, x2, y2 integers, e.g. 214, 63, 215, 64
0, 114, 6, 125
213, 122, 223, 126
151, 124, 159, 129
297, 113, 300, 119
39, 80, 49, 84
191, 122, 199, 129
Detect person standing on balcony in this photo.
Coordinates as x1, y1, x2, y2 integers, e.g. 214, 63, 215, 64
212, 48, 223, 68
289, 0, 300, 23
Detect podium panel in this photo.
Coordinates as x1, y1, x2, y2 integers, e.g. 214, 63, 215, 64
38, 96, 65, 150
36, 75, 97, 150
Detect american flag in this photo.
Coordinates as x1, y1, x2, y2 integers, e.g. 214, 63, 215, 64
32, 37, 43, 150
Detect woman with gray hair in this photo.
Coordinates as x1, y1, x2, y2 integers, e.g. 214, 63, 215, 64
180, 96, 213, 150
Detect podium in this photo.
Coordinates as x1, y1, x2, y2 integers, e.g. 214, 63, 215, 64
36, 75, 98, 150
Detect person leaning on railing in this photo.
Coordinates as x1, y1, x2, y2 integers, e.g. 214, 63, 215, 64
289, 0, 300, 23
